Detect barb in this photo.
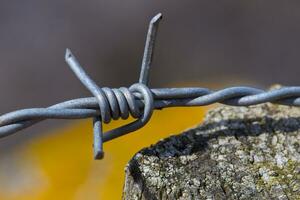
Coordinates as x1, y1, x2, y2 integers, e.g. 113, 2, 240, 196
1, 14, 300, 160
139, 13, 162, 85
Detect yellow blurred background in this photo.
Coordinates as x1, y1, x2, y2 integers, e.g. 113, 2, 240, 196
0, 107, 209, 199
0, 1, 299, 199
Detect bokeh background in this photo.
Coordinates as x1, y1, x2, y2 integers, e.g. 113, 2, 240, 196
0, 1, 300, 199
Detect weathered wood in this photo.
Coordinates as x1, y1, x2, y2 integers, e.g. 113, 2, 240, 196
123, 103, 300, 200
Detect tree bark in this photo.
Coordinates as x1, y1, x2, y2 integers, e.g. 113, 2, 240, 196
122, 103, 300, 200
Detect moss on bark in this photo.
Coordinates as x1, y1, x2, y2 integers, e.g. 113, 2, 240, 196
123, 103, 300, 200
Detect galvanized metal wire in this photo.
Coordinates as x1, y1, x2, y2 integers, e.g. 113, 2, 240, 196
1, 13, 300, 159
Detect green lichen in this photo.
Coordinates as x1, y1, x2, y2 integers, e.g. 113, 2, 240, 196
254, 160, 300, 199
123, 103, 300, 200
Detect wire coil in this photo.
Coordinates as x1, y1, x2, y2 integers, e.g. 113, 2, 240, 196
1, 13, 300, 159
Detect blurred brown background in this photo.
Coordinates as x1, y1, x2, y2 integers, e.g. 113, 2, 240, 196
0, 0, 300, 155
1, 1, 300, 199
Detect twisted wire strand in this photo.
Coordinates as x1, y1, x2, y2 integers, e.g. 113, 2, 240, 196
1, 86, 300, 135
1, 13, 299, 159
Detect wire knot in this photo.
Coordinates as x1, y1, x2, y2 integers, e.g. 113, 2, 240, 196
92, 83, 155, 139
102, 83, 154, 139
2, 13, 300, 160
93, 83, 154, 124
65, 44, 158, 159
88, 82, 154, 159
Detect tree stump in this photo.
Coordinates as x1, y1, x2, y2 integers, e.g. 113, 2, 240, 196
122, 103, 300, 200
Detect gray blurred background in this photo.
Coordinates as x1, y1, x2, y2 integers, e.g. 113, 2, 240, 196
1, 0, 300, 148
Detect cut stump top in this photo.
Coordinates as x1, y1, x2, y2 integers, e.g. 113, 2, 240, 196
123, 103, 300, 200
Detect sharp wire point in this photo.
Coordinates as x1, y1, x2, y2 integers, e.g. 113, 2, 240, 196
139, 13, 162, 85
65, 48, 72, 60
1, 13, 300, 160
150, 13, 163, 24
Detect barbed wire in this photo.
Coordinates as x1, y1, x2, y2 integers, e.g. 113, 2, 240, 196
1, 13, 300, 159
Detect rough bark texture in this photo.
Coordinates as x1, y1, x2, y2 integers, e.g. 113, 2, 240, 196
122, 103, 300, 200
